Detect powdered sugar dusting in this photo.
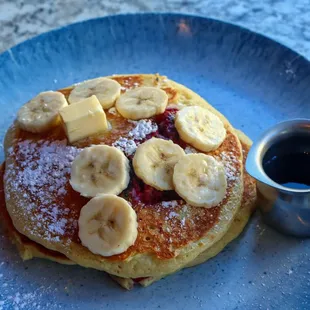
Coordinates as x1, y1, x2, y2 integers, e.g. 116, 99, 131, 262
217, 151, 240, 182
112, 138, 137, 156
120, 81, 140, 92
5, 139, 80, 243
184, 146, 198, 154
168, 211, 178, 219
162, 204, 190, 230
128, 119, 158, 140
0, 286, 60, 310
161, 200, 179, 208
112, 119, 158, 156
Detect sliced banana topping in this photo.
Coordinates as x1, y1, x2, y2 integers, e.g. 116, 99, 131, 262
173, 154, 227, 208
133, 138, 185, 191
70, 145, 130, 197
175, 106, 226, 152
78, 194, 138, 257
17, 91, 68, 133
115, 87, 168, 120
68, 77, 121, 109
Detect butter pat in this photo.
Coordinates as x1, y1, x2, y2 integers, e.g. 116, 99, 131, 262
59, 95, 108, 143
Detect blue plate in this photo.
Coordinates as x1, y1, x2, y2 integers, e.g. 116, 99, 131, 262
0, 13, 309, 310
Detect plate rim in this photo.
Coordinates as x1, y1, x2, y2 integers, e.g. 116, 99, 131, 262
0, 12, 309, 309
0, 12, 309, 65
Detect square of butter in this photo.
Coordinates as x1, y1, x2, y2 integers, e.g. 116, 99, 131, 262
59, 95, 108, 143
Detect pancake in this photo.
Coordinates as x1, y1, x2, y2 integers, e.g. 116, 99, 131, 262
112, 132, 256, 288
138, 133, 257, 287
0, 169, 74, 265
3, 74, 244, 278
0, 130, 256, 290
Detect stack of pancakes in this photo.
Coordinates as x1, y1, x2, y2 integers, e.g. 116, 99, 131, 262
0, 74, 256, 289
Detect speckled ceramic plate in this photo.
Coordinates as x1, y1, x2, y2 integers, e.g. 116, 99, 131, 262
0, 13, 309, 310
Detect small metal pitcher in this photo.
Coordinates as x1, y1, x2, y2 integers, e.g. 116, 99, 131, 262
246, 119, 310, 237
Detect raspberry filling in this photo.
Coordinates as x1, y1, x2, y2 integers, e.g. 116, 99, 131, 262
131, 177, 180, 205
130, 108, 184, 205
154, 109, 187, 148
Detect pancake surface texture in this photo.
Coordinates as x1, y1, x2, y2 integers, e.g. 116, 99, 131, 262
4, 74, 244, 278
0, 131, 255, 290
138, 134, 257, 287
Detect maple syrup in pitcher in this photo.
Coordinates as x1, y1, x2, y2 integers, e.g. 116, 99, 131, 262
263, 135, 310, 189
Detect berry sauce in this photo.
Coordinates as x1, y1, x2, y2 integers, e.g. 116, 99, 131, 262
130, 108, 184, 205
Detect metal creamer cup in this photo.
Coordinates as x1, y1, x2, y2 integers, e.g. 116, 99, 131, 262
246, 119, 310, 237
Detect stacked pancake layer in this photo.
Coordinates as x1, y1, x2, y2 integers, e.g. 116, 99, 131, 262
1, 74, 256, 288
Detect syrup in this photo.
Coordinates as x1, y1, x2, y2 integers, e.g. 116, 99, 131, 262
263, 152, 310, 189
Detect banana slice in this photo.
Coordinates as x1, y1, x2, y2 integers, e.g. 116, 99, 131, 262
175, 106, 226, 152
68, 77, 121, 109
70, 145, 130, 197
78, 194, 138, 257
17, 91, 68, 133
173, 154, 227, 208
115, 87, 168, 120
133, 138, 185, 191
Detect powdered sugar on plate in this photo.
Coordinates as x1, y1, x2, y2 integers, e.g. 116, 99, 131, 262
5, 139, 80, 243
0, 285, 64, 310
